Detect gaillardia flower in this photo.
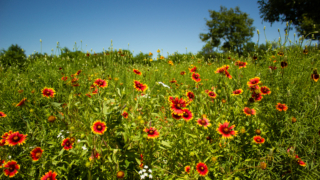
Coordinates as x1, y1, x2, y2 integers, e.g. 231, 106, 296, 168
216, 121, 237, 139
182, 109, 193, 121
311, 73, 319, 82
281, 61, 288, 68
276, 103, 288, 111
252, 92, 263, 101
42, 87, 56, 98
89, 151, 101, 161
247, 77, 261, 86
169, 97, 187, 115
196, 162, 208, 176
207, 91, 217, 99
253, 136, 265, 144
186, 91, 195, 104
143, 127, 160, 139
191, 73, 201, 82
172, 112, 182, 120
185, 166, 191, 174
189, 66, 197, 73
133, 69, 142, 75
6, 131, 27, 146
260, 86, 271, 95
61, 138, 73, 150
243, 107, 256, 116
232, 89, 243, 96
16, 98, 27, 107
122, 111, 128, 119
235, 61, 247, 69
295, 155, 307, 167
0, 111, 7, 118
133, 80, 148, 92
40, 170, 57, 180
30, 147, 44, 161
91, 120, 107, 135
197, 117, 211, 129
94, 79, 108, 88
3, 160, 20, 178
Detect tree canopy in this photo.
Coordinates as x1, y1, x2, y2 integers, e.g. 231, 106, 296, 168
199, 6, 255, 57
258, 0, 320, 40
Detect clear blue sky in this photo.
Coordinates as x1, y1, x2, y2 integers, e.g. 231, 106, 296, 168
0, 0, 317, 58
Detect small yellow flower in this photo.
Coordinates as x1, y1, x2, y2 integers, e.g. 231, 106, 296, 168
114, 77, 119, 81
149, 52, 153, 56
150, 59, 153, 61
157, 49, 160, 53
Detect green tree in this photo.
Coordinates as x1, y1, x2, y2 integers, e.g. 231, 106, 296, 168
199, 6, 255, 57
0, 44, 27, 70
258, 0, 320, 40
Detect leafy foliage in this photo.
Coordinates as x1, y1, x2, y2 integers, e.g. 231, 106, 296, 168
199, 6, 255, 57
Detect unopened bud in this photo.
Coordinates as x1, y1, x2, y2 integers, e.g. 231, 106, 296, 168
257, 29, 260, 35
264, 26, 266, 30
294, 33, 296, 37
278, 28, 280, 32
40, 39, 42, 42
286, 22, 288, 27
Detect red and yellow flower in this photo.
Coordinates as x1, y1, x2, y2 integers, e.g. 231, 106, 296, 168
253, 136, 265, 144
30, 147, 44, 161
260, 86, 271, 95
311, 74, 319, 82
122, 111, 128, 119
42, 87, 56, 98
40, 170, 57, 180
276, 103, 288, 111
94, 79, 108, 88
232, 89, 243, 96
197, 116, 211, 129
16, 98, 27, 107
295, 155, 307, 167
207, 91, 217, 99
243, 107, 256, 116
182, 109, 193, 121
89, 151, 101, 161
91, 120, 107, 135
185, 166, 191, 174
61, 76, 68, 81
5, 131, 27, 146
252, 92, 263, 101
0, 159, 5, 167
143, 127, 160, 139
169, 97, 187, 115
216, 121, 237, 139
189, 66, 197, 73
133, 80, 148, 92
0, 111, 7, 118
186, 91, 195, 104
172, 112, 182, 120
116, 171, 125, 179
247, 77, 261, 86
191, 73, 201, 82
235, 61, 247, 69
196, 162, 208, 176
3, 160, 20, 178
61, 138, 73, 150
133, 69, 142, 75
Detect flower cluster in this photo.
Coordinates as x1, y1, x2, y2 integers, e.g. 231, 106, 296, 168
235, 61, 247, 69
138, 165, 153, 179
215, 65, 232, 79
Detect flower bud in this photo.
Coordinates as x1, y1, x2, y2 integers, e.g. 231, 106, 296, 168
48, 116, 56, 123
264, 26, 266, 30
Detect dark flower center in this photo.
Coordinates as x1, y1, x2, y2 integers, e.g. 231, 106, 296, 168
246, 109, 252, 114
183, 112, 188, 117
194, 75, 198, 78
70, 138, 75, 143
223, 128, 229, 133
200, 120, 206, 125
176, 104, 180, 108
200, 166, 204, 170
66, 142, 70, 146
46, 91, 51, 95
149, 130, 154, 134
97, 125, 102, 130
47, 178, 50, 180
36, 152, 42, 158
279, 105, 284, 109
9, 167, 14, 171
13, 136, 19, 141
256, 138, 261, 142
136, 84, 141, 88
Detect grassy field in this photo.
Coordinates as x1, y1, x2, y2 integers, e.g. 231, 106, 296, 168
0, 41, 320, 179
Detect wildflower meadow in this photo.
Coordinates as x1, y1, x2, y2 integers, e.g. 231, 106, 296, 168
1, 35, 320, 179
